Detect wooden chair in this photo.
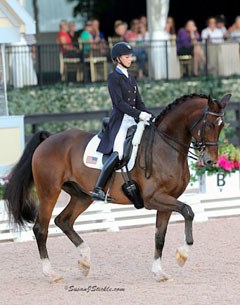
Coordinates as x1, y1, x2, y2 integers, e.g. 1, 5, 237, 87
178, 55, 193, 77
79, 40, 108, 82
59, 52, 82, 82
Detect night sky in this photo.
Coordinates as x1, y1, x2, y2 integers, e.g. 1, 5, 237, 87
101, 0, 240, 36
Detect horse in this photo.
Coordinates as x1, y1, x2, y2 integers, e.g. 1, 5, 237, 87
5, 93, 231, 283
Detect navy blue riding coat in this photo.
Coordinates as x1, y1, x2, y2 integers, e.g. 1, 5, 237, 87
97, 69, 149, 155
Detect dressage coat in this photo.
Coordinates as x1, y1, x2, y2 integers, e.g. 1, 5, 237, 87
97, 69, 149, 155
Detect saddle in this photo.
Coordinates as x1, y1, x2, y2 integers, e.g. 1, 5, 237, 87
98, 117, 137, 170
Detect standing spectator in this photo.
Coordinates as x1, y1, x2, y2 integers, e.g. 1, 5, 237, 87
125, 18, 148, 80
230, 16, 240, 43
138, 22, 150, 43
215, 15, 228, 38
139, 15, 148, 29
201, 17, 224, 43
177, 20, 206, 76
165, 16, 176, 36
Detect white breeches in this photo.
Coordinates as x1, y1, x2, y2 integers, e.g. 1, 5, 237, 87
113, 114, 137, 160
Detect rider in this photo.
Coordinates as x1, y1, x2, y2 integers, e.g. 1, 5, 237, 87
91, 41, 153, 201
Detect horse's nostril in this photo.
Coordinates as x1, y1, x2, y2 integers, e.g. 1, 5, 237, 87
206, 160, 213, 165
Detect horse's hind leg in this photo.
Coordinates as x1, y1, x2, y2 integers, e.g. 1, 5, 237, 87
54, 191, 92, 276
33, 186, 62, 283
152, 211, 172, 282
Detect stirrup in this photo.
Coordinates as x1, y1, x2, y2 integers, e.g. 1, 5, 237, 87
91, 188, 115, 202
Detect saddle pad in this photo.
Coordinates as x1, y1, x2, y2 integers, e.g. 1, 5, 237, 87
83, 135, 137, 172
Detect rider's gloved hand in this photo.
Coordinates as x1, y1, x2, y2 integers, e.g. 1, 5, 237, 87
139, 112, 152, 122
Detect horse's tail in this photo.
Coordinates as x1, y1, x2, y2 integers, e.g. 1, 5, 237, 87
4, 131, 51, 228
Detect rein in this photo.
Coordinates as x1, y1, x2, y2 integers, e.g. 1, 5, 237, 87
138, 105, 224, 179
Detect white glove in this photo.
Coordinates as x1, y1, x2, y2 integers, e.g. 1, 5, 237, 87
139, 112, 152, 122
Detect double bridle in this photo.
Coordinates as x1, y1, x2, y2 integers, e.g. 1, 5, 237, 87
190, 105, 224, 152
139, 104, 225, 179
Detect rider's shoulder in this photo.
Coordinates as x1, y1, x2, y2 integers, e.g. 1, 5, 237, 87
108, 70, 121, 82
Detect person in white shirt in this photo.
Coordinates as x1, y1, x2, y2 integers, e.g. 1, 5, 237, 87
201, 17, 224, 43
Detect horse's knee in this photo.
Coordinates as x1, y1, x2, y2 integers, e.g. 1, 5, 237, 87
54, 215, 72, 232
181, 204, 194, 221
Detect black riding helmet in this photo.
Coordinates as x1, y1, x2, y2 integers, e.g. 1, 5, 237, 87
111, 42, 133, 61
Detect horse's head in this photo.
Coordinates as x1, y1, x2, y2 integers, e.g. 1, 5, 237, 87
190, 94, 231, 166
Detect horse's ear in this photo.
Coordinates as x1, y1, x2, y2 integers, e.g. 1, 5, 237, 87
207, 95, 214, 109
220, 94, 232, 108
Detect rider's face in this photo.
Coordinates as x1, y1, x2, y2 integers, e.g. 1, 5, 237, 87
118, 54, 133, 68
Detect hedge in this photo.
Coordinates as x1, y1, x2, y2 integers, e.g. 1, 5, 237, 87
7, 76, 240, 135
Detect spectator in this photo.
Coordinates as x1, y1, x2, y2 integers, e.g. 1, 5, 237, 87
124, 18, 148, 80
139, 15, 148, 29
68, 21, 80, 48
201, 17, 224, 43
124, 19, 140, 42
165, 16, 176, 36
91, 18, 107, 55
57, 20, 75, 57
177, 20, 206, 76
230, 16, 240, 43
215, 14, 228, 38
138, 22, 150, 43
113, 20, 128, 40
79, 21, 94, 55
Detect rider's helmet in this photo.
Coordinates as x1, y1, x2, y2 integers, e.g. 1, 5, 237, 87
111, 42, 133, 62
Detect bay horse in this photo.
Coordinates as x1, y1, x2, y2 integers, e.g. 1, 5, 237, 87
5, 93, 231, 283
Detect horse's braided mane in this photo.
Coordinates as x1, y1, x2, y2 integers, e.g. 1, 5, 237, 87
155, 93, 211, 125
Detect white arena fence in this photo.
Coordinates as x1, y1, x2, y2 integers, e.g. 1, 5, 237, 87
1, 192, 240, 243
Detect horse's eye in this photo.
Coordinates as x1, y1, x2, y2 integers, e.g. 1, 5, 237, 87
207, 122, 214, 129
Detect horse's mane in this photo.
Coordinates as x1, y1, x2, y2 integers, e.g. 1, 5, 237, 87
155, 93, 212, 125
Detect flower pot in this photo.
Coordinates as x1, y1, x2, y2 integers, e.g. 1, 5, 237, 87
199, 171, 240, 194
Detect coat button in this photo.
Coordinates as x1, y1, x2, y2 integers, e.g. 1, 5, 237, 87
128, 90, 131, 93
133, 99, 136, 102
128, 98, 130, 101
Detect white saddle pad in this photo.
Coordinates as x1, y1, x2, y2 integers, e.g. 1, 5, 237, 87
83, 121, 147, 172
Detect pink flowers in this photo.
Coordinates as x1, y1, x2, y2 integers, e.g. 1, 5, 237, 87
216, 154, 240, 172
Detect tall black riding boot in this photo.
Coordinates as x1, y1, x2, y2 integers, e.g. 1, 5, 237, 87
91, 152, 119, 202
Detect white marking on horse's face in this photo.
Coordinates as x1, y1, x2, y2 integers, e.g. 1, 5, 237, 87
197, 129, 201, 136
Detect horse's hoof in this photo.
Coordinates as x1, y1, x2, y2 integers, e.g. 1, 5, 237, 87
78, 259, 90, 277
176, 247, 189, 267
77, 242, 91, 277
154, 271, 173, 283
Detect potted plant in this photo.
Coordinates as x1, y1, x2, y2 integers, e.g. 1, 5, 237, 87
191, 127, 240, 193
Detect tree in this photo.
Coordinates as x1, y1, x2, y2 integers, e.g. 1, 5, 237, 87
67, 0, 111, 20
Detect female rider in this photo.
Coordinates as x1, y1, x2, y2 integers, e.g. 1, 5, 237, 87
91, 42, 152, 201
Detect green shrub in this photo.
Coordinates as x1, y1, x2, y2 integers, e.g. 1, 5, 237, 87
7, 76, 240, 135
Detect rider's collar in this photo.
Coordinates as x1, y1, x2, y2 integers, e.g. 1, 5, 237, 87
116, 65, 128, 78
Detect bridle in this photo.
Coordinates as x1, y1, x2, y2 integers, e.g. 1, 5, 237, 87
190, 104, 224, 152
138, 104, 225, 179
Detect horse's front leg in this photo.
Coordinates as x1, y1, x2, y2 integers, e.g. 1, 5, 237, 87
152, 211, 173, 282
146, 193, 194, 271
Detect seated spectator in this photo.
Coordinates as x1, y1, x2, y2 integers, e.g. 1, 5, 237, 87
91, 18, 107, 55
79, 21, 94, 55
68, 21, 80, 48
57, 20, 77, 57
139, 15, 148, 29
215, 14, 228, 38
124, 19, 140, 43
201, 17, 224, 43
230, 16, 240, 43
137, 22, 149, 43
113, 20, 128, 40
177, 20, 206, 76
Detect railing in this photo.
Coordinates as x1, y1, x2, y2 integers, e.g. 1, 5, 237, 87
1, 39, 240, 87
24, 103, 240, 145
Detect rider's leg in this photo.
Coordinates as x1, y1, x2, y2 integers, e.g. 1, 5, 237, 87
91, 151, 119, 201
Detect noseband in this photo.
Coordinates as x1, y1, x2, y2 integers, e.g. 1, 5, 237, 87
190, 105, 224, 152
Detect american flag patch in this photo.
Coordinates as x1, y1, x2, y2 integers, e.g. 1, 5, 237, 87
86, 156, 98, 164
